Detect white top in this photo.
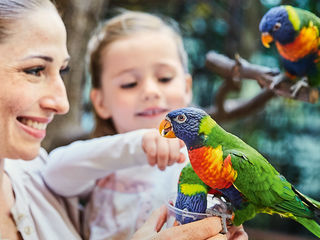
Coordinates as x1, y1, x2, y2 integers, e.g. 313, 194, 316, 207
4, 148, 81, 240
43, 129, 188, 240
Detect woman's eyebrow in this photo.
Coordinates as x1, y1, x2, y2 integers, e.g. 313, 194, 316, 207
21, 55, 54, 62
19, 55, 70, 63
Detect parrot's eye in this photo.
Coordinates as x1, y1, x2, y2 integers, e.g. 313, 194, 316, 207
273, 22, 281, 31
175, 114, 187, 123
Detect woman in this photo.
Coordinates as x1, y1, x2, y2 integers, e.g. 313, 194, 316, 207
0, 0, 246, 239
0, 0, 81, 239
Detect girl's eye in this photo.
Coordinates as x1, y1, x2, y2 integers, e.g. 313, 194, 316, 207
60, 66, 70, 76
121, 82, 137, 89
159, 77, 172, 83
23, 66, 45, 77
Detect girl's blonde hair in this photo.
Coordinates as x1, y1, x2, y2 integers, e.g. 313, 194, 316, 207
87, 10, 188, 137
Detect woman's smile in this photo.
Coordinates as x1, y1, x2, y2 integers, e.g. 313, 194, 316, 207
17, 116, 52, 139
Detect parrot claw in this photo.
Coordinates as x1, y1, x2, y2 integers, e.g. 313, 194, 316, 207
206, 208, 233, 234
290, 77, 309, 98
269, 74, 286, 90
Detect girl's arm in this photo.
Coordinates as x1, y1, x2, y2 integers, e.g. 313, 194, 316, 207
43, 129, 149, 197
43, 129, 186, 197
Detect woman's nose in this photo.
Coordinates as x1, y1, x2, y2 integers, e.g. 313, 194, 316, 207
40, 75, 70, 114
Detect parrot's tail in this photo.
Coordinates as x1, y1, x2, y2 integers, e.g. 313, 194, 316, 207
292, 186, 320, 223
296, 217, 320, 238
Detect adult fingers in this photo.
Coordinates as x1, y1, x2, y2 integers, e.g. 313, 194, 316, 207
227, 225, 248, 240
154, 216, 222, 240
207, 233, 227, 240
132, 206, 167, 240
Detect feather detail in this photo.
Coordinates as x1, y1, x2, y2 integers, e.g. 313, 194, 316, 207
180, 183, 208, 196
285, 5, 300, 31
276, 24, 319, 62
188, 146, 237, 189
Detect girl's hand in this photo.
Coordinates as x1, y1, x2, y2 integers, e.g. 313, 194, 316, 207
142, 129, 186, 170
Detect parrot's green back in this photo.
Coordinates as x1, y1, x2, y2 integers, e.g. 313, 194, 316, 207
197, 116, 320, 237
163, 107, 320, 237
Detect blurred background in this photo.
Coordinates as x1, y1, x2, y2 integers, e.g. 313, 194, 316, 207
45, 0, 320, 239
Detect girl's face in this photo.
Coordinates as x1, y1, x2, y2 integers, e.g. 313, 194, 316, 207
0, 8, 70, 160
91, 31, 192, 133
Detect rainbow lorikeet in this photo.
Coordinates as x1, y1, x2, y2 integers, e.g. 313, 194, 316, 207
259, 5, 320, 97
159, 107, 320, 238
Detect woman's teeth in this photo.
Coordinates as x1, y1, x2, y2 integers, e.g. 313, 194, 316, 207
20, 118, 47, 130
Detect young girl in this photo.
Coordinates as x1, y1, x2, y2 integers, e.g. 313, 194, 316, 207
84, 10, 193, 239
44, 10, 247, 240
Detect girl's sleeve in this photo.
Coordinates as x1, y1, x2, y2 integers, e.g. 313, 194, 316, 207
43, 129, 149, 197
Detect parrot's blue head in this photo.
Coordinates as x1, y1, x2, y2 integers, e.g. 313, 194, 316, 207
259, 5, 296, 46
159, 107, 208, 149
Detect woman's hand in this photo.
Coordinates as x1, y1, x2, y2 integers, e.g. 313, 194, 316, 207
132, 205, 227, 240
227, 225, 248, 240
142, 129, 186, 170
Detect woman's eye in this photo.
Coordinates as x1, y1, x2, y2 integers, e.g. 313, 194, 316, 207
60, 66, 70, 76
121, 82, 137, 89
23, 66, 45, 77
159, 77, 172, 83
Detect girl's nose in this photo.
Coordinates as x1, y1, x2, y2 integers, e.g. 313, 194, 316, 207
141, 78, 161, 101
40, 75, 70, 114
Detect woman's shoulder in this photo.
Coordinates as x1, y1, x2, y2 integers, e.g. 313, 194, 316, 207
5, 148, 49, 175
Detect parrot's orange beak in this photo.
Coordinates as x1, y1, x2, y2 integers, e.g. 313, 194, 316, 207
159, 119, 176, 138
261, 32, 273, 48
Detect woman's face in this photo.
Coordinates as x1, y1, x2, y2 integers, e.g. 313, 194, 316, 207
91, 31, 192, 133
0, 7, 70, 160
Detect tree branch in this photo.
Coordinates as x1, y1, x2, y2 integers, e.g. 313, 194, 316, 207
204, 51, 319, 122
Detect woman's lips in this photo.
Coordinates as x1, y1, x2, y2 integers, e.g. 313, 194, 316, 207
17, 116, 51, 139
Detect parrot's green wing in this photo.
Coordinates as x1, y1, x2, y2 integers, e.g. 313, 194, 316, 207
295, 7, 320, 30
224, 150, 319, 227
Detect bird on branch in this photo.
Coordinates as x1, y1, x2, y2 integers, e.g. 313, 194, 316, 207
259, 5, 320, 98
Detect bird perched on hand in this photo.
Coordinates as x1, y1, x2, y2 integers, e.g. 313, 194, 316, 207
259, 5, 320, 97
159, 107, 320, 238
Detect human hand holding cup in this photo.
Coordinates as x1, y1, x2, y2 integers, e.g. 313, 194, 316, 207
166, 193, 233, 233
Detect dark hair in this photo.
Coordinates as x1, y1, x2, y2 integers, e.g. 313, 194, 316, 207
87, 10, 188, 137
0, 0, 55, 42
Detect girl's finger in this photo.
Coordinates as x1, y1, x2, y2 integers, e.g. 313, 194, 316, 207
168, 139, 181, 166
156, 137, 169, 170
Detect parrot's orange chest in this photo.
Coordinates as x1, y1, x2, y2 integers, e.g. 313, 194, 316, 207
276, 25, 320, 62
188, 146, 237, 189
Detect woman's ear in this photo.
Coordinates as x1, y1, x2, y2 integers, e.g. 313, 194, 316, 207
184, 73, 193, 105
90, 88, 111, 119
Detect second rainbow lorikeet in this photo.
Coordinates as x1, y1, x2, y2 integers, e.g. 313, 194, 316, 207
159, 107, 320, 238
259, 5, 320, 97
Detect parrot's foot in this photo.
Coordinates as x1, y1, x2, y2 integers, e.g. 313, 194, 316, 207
206, 208, 232, 234
290, 77, 309, 98
269, 74, 286, 90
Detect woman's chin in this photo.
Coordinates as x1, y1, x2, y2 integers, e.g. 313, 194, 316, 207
10, 145, 40, 160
